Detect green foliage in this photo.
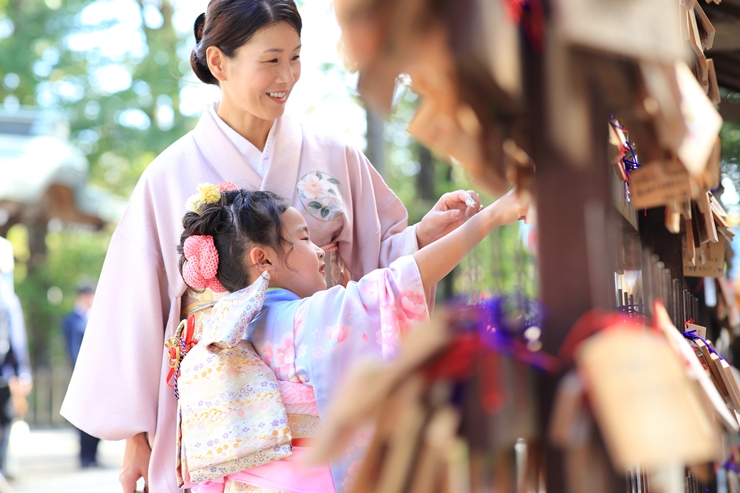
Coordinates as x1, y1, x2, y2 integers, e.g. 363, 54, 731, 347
8, 224, 110, 367
0, 0, 198, 198
1, 0, 195, 367
383, 84, 535, 301
721, 120, 740, 186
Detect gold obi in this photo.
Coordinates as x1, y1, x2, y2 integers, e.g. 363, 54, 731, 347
179, 288, 321, 440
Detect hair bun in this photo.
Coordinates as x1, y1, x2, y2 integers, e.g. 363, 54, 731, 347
194, 12, 206, 44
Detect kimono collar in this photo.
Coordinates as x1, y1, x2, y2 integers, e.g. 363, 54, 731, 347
192, 104, 304, 202
264, 288, 301, 305
199, 271, 270, 349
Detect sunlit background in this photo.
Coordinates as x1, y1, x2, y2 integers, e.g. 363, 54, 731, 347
1, 0, 740, 489
0, 0, 528, 416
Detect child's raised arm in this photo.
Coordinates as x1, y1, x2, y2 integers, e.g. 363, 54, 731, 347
413, 188, 527, 292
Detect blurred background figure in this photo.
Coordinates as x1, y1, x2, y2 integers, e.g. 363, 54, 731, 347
61, 284, 98, 469
0, 237, 32, 481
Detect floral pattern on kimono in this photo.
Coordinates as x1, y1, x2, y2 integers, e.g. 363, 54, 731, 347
296, 171, 345, 222
245, 256, 429, 493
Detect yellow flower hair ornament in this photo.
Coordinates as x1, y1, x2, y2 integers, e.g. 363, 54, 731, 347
185, 183, 222, 214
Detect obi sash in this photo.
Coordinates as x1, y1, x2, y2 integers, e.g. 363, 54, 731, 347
175, 273, 312, 487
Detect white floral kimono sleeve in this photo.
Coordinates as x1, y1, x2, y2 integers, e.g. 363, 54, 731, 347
292, 255, 429, 492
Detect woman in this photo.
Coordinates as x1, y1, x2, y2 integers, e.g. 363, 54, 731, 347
60, 1, 479, 492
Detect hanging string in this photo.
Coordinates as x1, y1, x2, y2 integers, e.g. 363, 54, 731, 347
609, 120, 643, 180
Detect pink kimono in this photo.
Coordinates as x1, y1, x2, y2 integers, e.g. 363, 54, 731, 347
60, 105, 419, 493
179, 257, 428, 493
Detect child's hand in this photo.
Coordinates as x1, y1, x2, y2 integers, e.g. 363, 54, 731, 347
485, 187, 528, 226
416, 190, 481, 248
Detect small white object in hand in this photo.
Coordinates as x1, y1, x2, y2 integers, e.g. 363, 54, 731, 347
465, 194, 477, 208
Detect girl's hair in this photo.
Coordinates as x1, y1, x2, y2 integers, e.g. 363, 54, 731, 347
178, 190, 292, 292
191, 0, 303, 85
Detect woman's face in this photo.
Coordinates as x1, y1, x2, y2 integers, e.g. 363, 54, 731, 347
218, 21, 301, 121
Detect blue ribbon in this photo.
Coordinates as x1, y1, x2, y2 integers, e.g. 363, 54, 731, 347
682, 329, 723, 360
724, 458, 740, 474
472, 295, 557, 372
608, 120, 642, 177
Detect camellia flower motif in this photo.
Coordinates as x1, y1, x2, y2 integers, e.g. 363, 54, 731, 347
296, 171, 345, 222
296, 173, 332, 200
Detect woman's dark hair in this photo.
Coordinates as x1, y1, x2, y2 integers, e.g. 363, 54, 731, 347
191, 0, 303, 85
178, 190, 292, 292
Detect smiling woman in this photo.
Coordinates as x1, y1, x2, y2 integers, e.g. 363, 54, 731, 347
60, 1, 483, 492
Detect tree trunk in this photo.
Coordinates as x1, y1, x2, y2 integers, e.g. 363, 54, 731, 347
365, 104, 386, 176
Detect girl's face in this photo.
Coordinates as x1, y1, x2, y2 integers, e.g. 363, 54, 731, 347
217, 21, 301, 122
269, 207, 326, 298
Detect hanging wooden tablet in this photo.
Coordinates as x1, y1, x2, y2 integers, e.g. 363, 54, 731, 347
687, 8, 705, 60
707, 59, 721, 104
692, 3, 716, 51
679, 0, 691, 42
350, 375, 428, 493
629, 160, 692, 209
684, 234, 725, 277
675, 61, 723, 177
701, 136, 722, 190
577, 328, 720, 470
693, 338, 730, 398
470, 0, 522, 100
708, 351, 732, 400
684, 221, 697, 267
551, 0, 686, 63
410, 406, 468, 493
697, 192, 719, 243
549, 371, 590, 449
654, 300, 738, 431
357, 61, 399, 112
407, 100, 507, 192
696, 53, 710, 93
665, 201, 682, 233
638, 62, 685, 154
406, 26, 458, 115
333, 0, 386, 70
686, 323, 707, 339
720, 359, 740, 410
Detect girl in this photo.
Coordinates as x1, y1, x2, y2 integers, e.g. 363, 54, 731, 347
60, 1, 480, 491
175, 185, 526, 493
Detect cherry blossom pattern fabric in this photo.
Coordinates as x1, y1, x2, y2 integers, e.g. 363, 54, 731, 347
245, 255, 429, 492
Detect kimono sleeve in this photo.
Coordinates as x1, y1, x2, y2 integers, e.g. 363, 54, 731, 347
293, 255, 429, 492
294, 256, 428, 393
343, 149, 418, 278
60, 214, 169, 441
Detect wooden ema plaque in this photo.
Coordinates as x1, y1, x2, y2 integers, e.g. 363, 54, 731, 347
683, 234, 725, 278
630, 160, 692, 209
654, 301, 738, 432
578, 328, 719, 470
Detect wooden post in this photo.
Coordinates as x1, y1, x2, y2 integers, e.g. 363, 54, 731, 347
526, 42, 622, 490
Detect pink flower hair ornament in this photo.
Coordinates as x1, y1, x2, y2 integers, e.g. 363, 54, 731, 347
182, 235, 227, 293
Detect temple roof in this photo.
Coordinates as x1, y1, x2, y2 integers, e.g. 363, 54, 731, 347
0, 108, 125, 232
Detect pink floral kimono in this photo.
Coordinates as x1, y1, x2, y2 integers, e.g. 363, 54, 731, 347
177, 256, 428, 492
